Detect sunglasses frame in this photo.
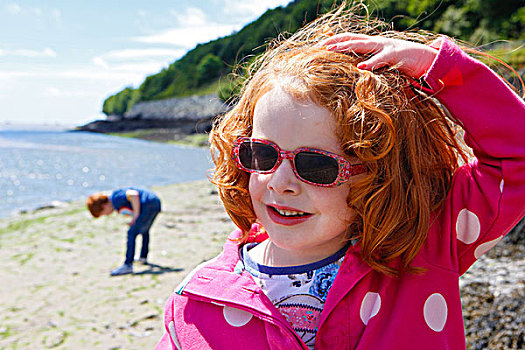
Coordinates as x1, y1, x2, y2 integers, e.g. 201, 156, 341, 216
232, 137, 366, 187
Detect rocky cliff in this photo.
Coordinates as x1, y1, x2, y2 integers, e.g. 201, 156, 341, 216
77, 93, 231, 135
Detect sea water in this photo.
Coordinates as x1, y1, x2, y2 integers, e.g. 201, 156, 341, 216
0, 127, 212, 218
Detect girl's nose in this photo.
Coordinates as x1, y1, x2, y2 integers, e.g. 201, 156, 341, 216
267, 159, 301, 195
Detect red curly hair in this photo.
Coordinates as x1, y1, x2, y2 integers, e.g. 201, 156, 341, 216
209, 3, 471, 276
86, 193, 109, 218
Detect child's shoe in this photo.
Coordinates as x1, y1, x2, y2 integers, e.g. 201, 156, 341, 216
110, 263, 133, 276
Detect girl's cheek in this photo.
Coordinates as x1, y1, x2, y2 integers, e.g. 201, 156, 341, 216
248, 173, 263, 201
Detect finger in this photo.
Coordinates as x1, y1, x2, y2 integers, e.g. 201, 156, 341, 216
317, 33, 371, 47
357, 54, 390, 71
326, 40, 382, 55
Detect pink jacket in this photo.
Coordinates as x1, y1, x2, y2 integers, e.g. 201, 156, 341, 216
156, 38, 525, 349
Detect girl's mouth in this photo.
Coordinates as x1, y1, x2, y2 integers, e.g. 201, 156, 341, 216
266, 205, 313, 225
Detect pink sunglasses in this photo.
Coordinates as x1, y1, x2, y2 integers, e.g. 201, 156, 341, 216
232, 137, 366, 187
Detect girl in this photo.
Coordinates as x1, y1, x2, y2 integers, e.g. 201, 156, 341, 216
156, 5, 525, 349
87, 187, 161, 276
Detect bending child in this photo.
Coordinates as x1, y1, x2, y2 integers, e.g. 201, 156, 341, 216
156, 4, 525, 349
87, 187, 161, 276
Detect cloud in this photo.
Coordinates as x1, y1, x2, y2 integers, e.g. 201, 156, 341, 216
0, 71, 32, 80
101, 48, 184, 60
91, 56, 171, 77
133, 6, 240, 48
132, 1, 293, 48
108, 61, 169, 73
0, 67, 143, 82
170, 7, 207, 26
55, 68, 147, 82
92, 57, 109, 69
92, 48, 184, 78
6, 2, 21, 15
0, 48, 56, 58
220, 0, 292, 20
133, 24, 238, 47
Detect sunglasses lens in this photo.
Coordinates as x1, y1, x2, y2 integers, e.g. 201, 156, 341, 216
238, 141, 278, 171
295, 152, 339, 185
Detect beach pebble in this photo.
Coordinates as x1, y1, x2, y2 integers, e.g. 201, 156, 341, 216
164, 221, 176, 228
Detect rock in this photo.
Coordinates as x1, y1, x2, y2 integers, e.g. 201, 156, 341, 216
75, 93, 232, 136
503, 217, 525, 246
460, 217, 525, 349
34, 201, 69, 212
462, 282, 524, 349
129, 313, 159, 327
125, 94, 229, 121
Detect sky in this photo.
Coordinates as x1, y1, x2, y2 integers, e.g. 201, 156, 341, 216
0, 0, 293, 127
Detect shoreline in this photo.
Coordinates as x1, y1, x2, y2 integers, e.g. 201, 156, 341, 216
0, 129, 212, 220
106, 129, 210, 147
1, 180, 523, 348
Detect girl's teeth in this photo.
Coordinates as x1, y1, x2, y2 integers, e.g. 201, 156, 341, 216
275, 208, 305, 217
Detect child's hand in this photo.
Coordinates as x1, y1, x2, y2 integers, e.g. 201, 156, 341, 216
319, 33, 438, 79
128, 216, 137, 227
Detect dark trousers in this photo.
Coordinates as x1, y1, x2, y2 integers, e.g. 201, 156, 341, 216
124, 198, 161, 265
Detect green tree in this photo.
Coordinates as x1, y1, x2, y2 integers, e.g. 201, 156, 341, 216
102, 87, 139, 116
197, 53, 224, 84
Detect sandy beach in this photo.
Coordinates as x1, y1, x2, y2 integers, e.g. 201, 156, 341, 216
0, 180, 234, 349
1, 179, 523, 349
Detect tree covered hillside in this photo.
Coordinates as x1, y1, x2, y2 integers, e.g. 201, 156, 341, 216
102, 0, 524, 117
